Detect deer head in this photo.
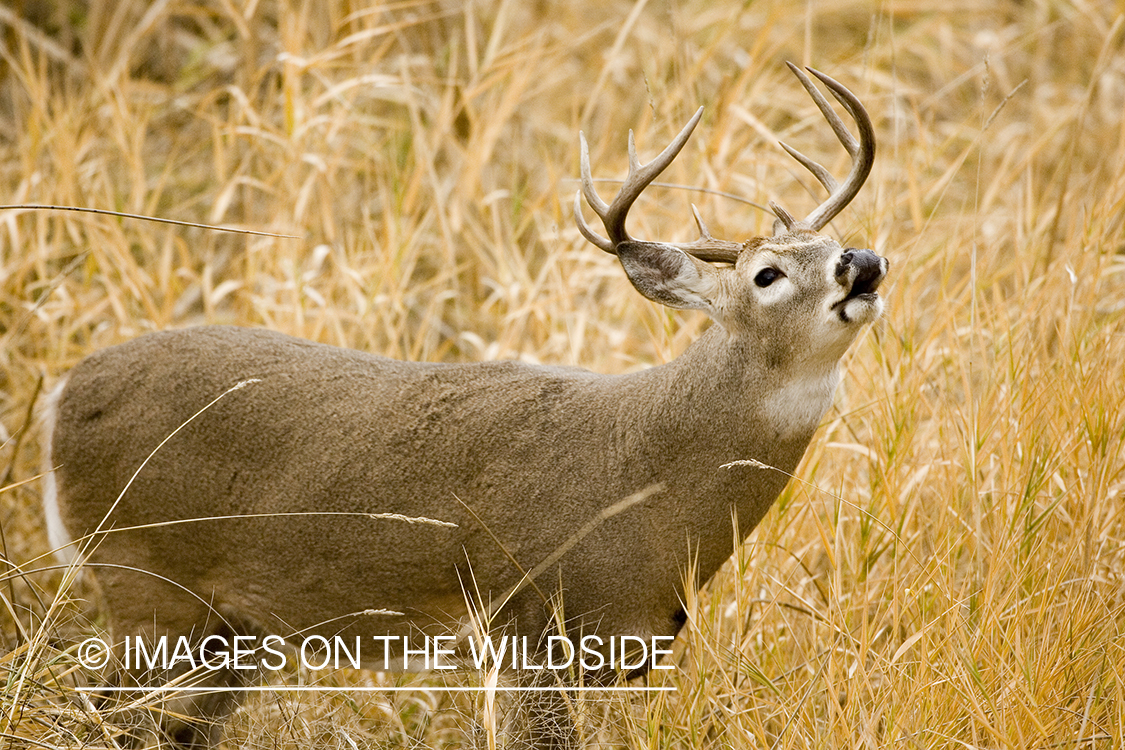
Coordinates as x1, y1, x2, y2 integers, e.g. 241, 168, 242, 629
574, 63, 886, 372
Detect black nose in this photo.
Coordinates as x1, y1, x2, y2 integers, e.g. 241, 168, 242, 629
836, 248, 886, 295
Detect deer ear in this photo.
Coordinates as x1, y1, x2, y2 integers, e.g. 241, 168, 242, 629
616, 241, 723, 314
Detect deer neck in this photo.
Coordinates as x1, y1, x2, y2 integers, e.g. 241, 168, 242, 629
608, 324, 839, 567
617, 323, 839, 457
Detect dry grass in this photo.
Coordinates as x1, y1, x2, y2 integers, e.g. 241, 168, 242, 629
2, 0, 1125, 747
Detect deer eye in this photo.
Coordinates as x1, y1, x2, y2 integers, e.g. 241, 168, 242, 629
754, 267, 783, 287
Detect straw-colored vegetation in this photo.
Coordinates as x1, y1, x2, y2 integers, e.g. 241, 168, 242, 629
2, 0, 1124, 747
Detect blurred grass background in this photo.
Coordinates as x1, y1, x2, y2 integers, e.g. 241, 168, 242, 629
2, 0, 1124, 747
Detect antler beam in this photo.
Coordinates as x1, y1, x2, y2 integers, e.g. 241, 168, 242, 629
774, 63, 876, 232
574, 107, 744, 264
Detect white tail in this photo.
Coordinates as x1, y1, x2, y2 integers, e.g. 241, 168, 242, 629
39, 377, 75, 564
44, 65, 885, 747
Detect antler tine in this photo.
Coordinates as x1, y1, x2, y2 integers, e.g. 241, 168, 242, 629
664, 204, 743, 263
774, 62, 876, 233
575, 133, 615, 252
574, 107, 706, 255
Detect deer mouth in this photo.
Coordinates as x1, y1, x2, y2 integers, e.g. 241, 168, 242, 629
832, 290, 884, 324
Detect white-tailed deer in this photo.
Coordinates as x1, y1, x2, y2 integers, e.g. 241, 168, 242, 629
42, 64, 885, 747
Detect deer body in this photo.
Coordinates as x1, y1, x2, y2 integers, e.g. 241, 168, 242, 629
52, 312, 823, 653
44, 65, 885, 746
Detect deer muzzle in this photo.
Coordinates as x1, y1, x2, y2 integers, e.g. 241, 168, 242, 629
836, 248, 886, 297
831, 248, 887, 323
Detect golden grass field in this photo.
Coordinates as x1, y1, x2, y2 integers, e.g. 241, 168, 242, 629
2, 0, 1125, 747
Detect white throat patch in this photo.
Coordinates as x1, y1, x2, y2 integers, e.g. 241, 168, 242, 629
762, 370, 840, 441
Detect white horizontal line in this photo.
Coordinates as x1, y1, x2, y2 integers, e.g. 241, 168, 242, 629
77, 686, 675, 693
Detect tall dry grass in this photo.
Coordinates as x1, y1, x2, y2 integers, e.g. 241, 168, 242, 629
2, 0, 1124, 747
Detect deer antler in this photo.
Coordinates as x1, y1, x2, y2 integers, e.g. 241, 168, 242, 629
773, 63, 875, 233
574, 107, 744, 264
574, 64, 875, 259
